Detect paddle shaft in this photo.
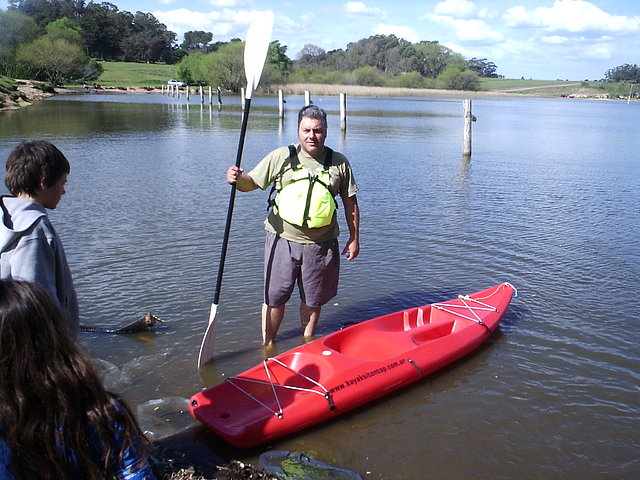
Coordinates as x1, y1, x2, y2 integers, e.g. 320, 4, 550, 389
213, 98, 252, 305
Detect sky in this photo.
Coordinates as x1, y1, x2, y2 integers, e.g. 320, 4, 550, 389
2, 0, 639, 80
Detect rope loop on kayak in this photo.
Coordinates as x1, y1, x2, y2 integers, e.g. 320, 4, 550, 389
503, 282, 518, 297
432, 294, 497, 332
225, 357, 335, 418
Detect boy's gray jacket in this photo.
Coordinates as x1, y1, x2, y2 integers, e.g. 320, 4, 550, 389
0, 196, 79, 336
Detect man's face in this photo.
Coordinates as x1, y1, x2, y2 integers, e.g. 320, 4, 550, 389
298, 117, 327, 158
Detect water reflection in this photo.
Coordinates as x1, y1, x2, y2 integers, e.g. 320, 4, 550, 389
0, 93, 638, 479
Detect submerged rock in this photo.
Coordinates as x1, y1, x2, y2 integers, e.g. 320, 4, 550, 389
259, 451, 363, 480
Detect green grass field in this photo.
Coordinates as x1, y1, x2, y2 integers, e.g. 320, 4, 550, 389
96, 62, 177, 87
479, 78, 576, 89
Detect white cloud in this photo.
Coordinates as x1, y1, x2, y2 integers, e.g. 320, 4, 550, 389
433, 0, 495, 20
542, 35, 569, 44
154, 8, 221, 33
584, 41, 615, 59
153, 7, 273, 40
434, 0, 477, 19
503, 0, 640, 34
373, 23, 420, 43
424, 14, 503, 43
344, 2, 386, 19
207, 0, 251, 7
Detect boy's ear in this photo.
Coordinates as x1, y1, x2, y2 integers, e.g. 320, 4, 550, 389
38, 179, 47, 191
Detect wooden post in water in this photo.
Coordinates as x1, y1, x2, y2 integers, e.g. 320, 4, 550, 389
199, 85, 204, 104
340, 93, 347, 131
278, 90, 285, 119
463, 99, 474, 157
208, 86, 212, 105
304, 91, 311, 106
217, 87, 223, 107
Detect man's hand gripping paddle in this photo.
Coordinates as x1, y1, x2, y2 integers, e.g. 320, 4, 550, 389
198, 13, 274, 368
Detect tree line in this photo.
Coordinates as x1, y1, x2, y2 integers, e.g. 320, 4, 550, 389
0, 0, 500, 90
178, 35, 503, 93
1, 0, 180, 84
1, 0, 638, 91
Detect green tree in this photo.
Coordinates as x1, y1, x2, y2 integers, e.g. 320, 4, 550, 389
0, 10, 38, 76
10, 0, 84, 29
181, 30, 213, 52
176, 51, 207, 85
79, 2, 130, 60
413, 41, 465, 78
267, 40, 292, 74
350, 65, 386, 86
121, 12, 175, 63
343, 34, 407, 72
438, 66, 480, 90
296, 44, 326, 66
604, 64, 640, 82
45, 17, 83, 45
467, 57, 499, 78
200, 41, 244, 92
16, 35, 87, 85
389, 71, 426, 88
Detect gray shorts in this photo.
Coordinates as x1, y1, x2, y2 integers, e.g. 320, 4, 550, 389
264, 232, 340, 307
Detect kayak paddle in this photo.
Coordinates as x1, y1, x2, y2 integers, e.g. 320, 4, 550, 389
197, 12, 274, 368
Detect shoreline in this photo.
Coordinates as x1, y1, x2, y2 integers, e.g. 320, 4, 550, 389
2, 80, 628, 112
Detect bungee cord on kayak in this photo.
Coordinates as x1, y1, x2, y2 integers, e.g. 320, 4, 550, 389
222, 357, 335, 418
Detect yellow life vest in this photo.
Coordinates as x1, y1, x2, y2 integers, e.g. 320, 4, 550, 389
271, 146, 337, 229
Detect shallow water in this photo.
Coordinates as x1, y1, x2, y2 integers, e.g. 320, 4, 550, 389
0, 91, 638, 479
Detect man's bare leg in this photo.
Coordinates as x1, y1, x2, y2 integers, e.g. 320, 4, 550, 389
300, 302, 321, 338
262, 304, 285, 345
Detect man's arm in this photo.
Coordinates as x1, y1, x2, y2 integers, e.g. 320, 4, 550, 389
340, 194, 360, 260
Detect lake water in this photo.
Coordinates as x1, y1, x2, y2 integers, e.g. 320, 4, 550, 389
0, 91, 638, 479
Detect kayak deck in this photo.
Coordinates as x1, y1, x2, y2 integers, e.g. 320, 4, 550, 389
190, 283, 516, 448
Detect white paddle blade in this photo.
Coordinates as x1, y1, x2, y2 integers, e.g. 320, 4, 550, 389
197, 303, 218, 368
244, 11, 274, 99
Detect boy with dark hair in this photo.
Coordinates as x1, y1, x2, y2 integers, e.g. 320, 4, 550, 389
0, 140, 79, 336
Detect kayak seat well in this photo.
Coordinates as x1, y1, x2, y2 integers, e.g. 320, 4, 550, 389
375, 305, 454, 332
323, 328, 415, 361
410, 320, 455, 345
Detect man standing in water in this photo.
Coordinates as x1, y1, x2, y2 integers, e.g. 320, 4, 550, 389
227, 105, 360, 345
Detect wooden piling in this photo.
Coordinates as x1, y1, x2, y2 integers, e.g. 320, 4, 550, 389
340, 93, 347, 131
463, 99, 473, 156
217, 87, 222, 107
278, 90, 285, 119
304, 91, 311, 106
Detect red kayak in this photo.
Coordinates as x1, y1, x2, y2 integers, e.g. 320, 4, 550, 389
190, 283, 516, 448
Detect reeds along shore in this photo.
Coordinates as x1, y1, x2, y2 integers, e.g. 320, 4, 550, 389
268, 83, 506, 98
153, 83, 504, 98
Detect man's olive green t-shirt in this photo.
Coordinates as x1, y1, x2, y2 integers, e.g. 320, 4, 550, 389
248, 144, 358, 244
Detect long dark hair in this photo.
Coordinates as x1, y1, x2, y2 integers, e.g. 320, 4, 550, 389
0, 280, 149, 479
